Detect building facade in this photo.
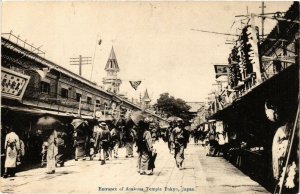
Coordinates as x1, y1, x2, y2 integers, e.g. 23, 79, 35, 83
1, 34, 166, 174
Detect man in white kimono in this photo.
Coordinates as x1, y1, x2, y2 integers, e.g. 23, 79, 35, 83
43, 130, 58, 174
3, 126, 20, 178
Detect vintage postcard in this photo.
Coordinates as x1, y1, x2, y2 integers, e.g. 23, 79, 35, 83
1, 1, 299, 194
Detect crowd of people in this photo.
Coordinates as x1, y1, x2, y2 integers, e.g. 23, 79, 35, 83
3, 115, 230, 178
2, 115, 166, 178
187, 122, 229, 158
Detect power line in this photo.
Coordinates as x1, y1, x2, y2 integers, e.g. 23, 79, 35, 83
70, 55, 92, 76
190, 28, 239, 37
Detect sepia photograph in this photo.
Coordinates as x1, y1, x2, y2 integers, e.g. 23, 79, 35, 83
1, 1, 299, 194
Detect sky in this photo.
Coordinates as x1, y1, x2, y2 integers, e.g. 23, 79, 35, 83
1, 1, 293, 103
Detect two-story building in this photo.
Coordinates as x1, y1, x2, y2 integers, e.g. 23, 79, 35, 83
1, 33, 165, 171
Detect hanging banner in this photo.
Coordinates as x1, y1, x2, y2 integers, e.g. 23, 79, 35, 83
1, 67, 31, 101
129, 81, 141, 90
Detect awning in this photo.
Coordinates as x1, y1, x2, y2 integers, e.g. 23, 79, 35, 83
1, 105, 94, 120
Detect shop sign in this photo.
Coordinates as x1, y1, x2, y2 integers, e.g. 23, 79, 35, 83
1, 67, 30, 101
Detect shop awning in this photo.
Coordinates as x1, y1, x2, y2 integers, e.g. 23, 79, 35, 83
1, 105, 94, 120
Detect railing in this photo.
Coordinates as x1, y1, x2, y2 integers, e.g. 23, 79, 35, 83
23, 85, 103, 116
2, 31, 45, 56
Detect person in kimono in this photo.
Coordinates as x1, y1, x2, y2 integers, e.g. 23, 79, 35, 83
110, 124, 120, 159
166, 122, 175, 153
56, 128, 67, 167
150, 124, 158, 143
94, 122, 111, 165
123, 127, 135, 158
136, 120, 154, 175
73, 123, 89, 161
44, 129, 58, 174
3, 126, 20, 178
170, 120, 189, 170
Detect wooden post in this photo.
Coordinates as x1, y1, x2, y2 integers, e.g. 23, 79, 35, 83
78, 97, 82, 116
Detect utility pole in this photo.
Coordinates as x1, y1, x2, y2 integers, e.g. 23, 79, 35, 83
70, 55, 92, 76
259, 2, 266, 40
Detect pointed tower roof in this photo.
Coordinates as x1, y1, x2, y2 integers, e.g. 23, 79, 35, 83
143, 89, 151, 102
105, 46, 120, 71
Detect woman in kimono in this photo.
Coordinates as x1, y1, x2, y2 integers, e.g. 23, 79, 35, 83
44, 130, 58, 174
136, 120, 153, 175
123, 127, 135, 158
110, 124, 120, 159
170, 120, 189, 169
3, 126, 20, 178
56, 128, 67, 167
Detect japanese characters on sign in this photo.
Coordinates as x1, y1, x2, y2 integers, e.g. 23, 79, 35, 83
1, 67, 31, 101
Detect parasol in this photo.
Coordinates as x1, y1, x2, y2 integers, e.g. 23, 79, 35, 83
35, 115, 62, 133
71, 118, 88, 130
130, 111, 147, 125
176, 117, 183, 122
159, 120, 170, 128
167, 116, 177, 122
190, 123, 197, 131
167, 116, 182, 122
185, 126, 191, 131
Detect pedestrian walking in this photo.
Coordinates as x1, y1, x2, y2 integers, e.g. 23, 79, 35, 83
87, 130, 96, 160
123, 127, 135, 158
136, 120, 154, 175
45, 130, 58, 174
110, 125, 120, 159
106, 122, 115, 160
170, 119, 189, 170
56, 128, 67, 167
150, 124, 158, 143
193, 128, 199, 145
166, 122, 175, 153
73, 123, 89, 161
207, 126, 218, 156
94, 122, 111, 165
3, 126, 20, 178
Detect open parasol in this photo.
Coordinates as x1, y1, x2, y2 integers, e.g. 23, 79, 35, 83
35, 115, 62, 136
167, 116, 182, 122
130, 110, 147, 125
36, 116, 62, 130
159, 120, 170, 128
71, 118, 88, 130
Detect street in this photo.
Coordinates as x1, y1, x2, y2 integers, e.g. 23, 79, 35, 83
1, 140, 268, 194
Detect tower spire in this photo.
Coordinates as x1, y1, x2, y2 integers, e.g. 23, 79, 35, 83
105, 46, 119, 71
143, 89, 151, 102
103, 46, 122, 94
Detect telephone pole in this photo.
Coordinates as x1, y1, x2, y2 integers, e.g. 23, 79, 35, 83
70, 55, 92, 76
259, 2, 266, 40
